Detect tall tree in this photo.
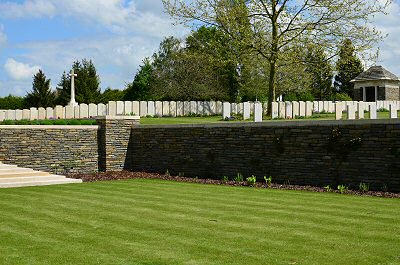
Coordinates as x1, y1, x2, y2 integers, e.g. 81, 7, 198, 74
305, 46, 334, 100
163, 0, 390, 113
123, 58, 153, 101
334, 39, 364, 98
25, 70, 55, 108
55, 71, 71, 106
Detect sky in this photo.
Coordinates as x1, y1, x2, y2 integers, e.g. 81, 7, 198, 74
0, 0, 399, 97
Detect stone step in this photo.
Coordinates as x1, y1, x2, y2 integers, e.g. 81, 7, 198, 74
0, 178, 82, 188
0, 175, 67, 183
0, 171, 52, 178
0, 162, 82, 188
0, 168, 37, 173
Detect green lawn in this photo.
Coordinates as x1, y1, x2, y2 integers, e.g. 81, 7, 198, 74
1, 179, 399, 265
140, 111, 399, 125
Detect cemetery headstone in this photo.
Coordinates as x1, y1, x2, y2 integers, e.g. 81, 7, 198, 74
254, 102, 263, 122
222, 102, 231, 119
243, 102, 251, 120
147, 101, 155, 117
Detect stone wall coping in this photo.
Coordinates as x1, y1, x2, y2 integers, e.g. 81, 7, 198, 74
138, 119, 400, 129
96, 115, 140, 120
0, 125, 99, 130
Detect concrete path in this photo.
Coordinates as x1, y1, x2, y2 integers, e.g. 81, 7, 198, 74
0, 162, 82, 188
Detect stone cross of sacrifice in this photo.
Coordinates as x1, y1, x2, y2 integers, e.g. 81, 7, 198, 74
68, 70, 78, 107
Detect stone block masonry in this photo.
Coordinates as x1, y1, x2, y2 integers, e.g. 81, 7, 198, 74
97, 116, 140, 172
126, 120, 400, 192
0, 125, 99, 174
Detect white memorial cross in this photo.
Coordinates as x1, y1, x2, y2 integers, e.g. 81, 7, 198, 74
68, 70, 78, 107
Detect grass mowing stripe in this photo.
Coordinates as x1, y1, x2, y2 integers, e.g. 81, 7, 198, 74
1, 179, 399, 265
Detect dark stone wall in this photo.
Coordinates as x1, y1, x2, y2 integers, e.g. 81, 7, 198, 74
0, 126, 99, 174
126, 120, 400, 191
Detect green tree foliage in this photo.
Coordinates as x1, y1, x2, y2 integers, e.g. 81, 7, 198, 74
0, 95, 27, 110
123, 58, 153, 101
56, 59, 101, 105
99, 88, 126, 103
25, 69, 55, 108
305, 46, 334, 100
163, 0, 390, 112
334, 39, 364, 99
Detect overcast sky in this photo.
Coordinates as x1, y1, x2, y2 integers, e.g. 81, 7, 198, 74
0, 0, 399, 97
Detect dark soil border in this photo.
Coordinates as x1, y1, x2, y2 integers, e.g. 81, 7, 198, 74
68, 171, 400, 199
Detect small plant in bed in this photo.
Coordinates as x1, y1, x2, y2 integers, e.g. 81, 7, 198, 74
246, 175, 257, 186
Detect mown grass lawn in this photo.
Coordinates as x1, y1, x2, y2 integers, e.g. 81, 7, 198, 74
0, 179, 399, 265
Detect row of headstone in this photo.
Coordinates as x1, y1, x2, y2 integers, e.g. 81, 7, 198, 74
335, 101, 399, 120
0, 100, 399, 122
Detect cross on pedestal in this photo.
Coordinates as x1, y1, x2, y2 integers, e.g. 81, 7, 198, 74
68, 70, 78, 107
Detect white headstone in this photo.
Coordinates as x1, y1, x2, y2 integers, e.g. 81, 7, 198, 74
243, 102, 251, 120
390, 104, 398, 119
222, 102, 231, 119
46, 107, 54, 119
54, 105, 64, 119
298, 101, 306, 117
65, 105, 75, 119
358, 102, 365, 119
377, 101, 384, 110
216, 101, 223, 114
285, 102, 293, 119
176, 101, 184, 116
369, 104, 377, 119
347, 104, 355, 120
124, 101, 132, 115
79, 104, 89, 118
139, 101, 147, 117
322, 101, 329, 113
203, 101, 210, 116
15, 110, 23, 121
305, 101, 313, 117
183, 101, 191, 116
155, 101, 163, 117
237, 103, 244, 115
162, 101, 170, 117
147, 101, 155, 117
22, 109, 30, 120
231, 103, 238, 115
30, 108, 38, 120
169, 101, 177, 117
328, 101, 335, 113
108, 101, 117, 116
313, 101, 319, 113
0, 110, 5, 121
210, 101, 217, 115
97, 103, 107, 116
263, 102, 268, 116
5, 110, 15, 120
89, 103, 98, 118
271, 102, 279, 119
131, 101, 139, 116
248, 102, 254, 115
116, 101, 124, 115
190, 101, 197, 114
292, 101, 300, 118
74, 105, 80, 119
278, 102, 286, 119
383, 101, 390, 111
38, 107, 46, 120
335, 102, 344, 120
254, 102, 263, 122
318, 101, 324, 112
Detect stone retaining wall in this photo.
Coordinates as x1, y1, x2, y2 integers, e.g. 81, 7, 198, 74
0, 125, 99, 174
126, 120, 400, 192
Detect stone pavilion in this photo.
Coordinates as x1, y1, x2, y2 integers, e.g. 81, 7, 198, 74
351, 65, 400, 102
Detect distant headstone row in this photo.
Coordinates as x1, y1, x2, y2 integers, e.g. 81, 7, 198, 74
0, 100, 399, 122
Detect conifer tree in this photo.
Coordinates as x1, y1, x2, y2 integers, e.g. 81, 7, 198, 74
26, 69, 55, 107
334, 39, 364, 98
